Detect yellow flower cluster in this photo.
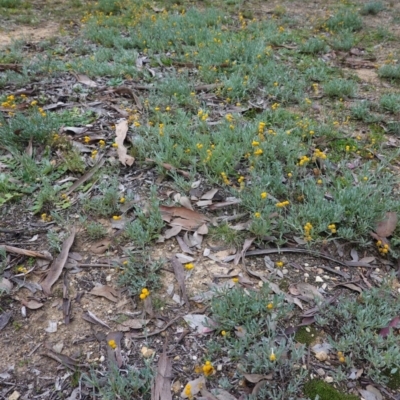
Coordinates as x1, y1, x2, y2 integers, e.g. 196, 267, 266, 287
304, 222, 313, 241
271, 102, 280, 110
221, 172, 230, 185
91, 149, 98, 159
252, 140, 260, 146
112, 215, 121, 220
258, 121, 266, 135
184, 383, 192, 398
197, 109, 208, 121
267, 302, 274, 310
298, 155, 310, 166
254, 148, 263, 156
202, 361, 214, 376
140, 288, 150, 300
328, 223, 336, 234
99, 140, 105, 147
254, 212, 261, 218
226, 113, 234, 123
196, 143, 203, 150
1, 95, 16, 108
185, 263, 194, 270
16, 265, 28, 274
276, 200, 289, 208
275, 261, 283, 267
159, 123, 164, 136
268, 129, 276, 135
313, 148, 327, 160
337, 351, 345, 363
41, 213, 52, 222
108, 339, 117, 349
261, 192, 268, 199
84, 136, 90, 143
376, 241, 389, 255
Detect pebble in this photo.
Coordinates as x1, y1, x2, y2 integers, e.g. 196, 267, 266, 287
323, 275, 330, 280
217, 364, 222, 371
316, 368, 325, 376
325, 376, 334, 383
106, 275, 112, 282
304, 273, 309, 278
315, 276, 324, 283
192, 355, 197, 360
304, 263, 309, 267
8, 391, 20, 400
322, 283, 327, 290
100, 355, 105, 362
282, 268, 288, 275
174, 356, 180, 361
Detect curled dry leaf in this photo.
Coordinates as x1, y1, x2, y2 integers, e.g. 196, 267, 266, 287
89, 285, 120, 302
82, 310, 110, 329
41, 228, 76, 296
292, 282, 323, 300
0, 311, 12, 331
243, 373, 273, 384
21, 299, 43, 310
181, 376, 206, 399
115, 120, 135, 166
76, 74, 97, 87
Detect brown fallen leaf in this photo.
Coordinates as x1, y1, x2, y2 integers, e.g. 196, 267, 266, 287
176, 236, 194, 255
234, 237, 255, 265
20, 299, 43, 310
90, 238, 111, 254
145, 158, 190, 178
243, 373, 273, 384
293, 282, 324, 300
115, 120, 135, 166
0, 245, 52, 260
336, 282, 363, 294
375, 212, 397, 238
201, 189, 219, 200
150, 343, 172, 400
42, 350, 85, 370
82, 310, 111, 329
41, 228, 76, 296
0, 311, 12, 330
181, 376, 206, 399
208, 198, 242, 210
106, 331, 124, 368
110, 87, 142, 110
89, 285, 120, 302
117, 319, 149, 331
164, 226, 182, 239
65, 157, 105, 196
75, 73, 97, 87
171, 256, 189, 305
160, 205, 209, 224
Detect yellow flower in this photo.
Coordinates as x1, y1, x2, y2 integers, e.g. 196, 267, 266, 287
134, 121, 141, 127
112, 143, 118, 148
83, 136, 90, 143
276, 261, 284, 268
252, 140, 260, 146
287, 172, 293, 178
232, 277, 239, 283
30, 100, 38, 106
99, 140, 105, 147
221, 330, 226, 336
122, 260, 128, 265
202, 361, 214, 376
261, 192, 267, 199
267, 303, 274, 310
196, 143, 203, 149
254, 148, 263, 156
269, 350, 276, 362
184, 383, 192, 397
254, 212, 261, 218
61, 193, 68, 199
112, 215, 121, 220
185, 263, 194, 270
317, 179, 323, 185
140, 288, 150, 300
119, 197, 125, 203
41, 213, 48, 222
108, 339, 117, 349
339, 356, 346, 363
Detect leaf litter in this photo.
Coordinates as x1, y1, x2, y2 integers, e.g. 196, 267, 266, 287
2, 2, 400, 399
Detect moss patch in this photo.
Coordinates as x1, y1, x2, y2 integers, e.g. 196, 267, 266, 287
303, 379, 359, 400
385, 367, 400, 390
294, 325, 318, 346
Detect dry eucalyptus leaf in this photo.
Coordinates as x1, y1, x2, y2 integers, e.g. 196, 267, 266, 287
294, 282, 323, 300
115, 120, 135, 166
375, 212, 397, 238
89, 285, 120, 302
181, 376, 206, 399
21, 299, 43, 310
76, 74, 97, 87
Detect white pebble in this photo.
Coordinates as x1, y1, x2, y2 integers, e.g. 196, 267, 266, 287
217, 364, 222, 371
304, 263, 309, 267
322, 283, 327, 290
304, 273, 309, 278
192, 355, 197, 361
100, 355, 105, 362
325, 376, 334, 383
315, 276, 324, 283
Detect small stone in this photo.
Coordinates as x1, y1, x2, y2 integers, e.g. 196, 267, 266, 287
217, 364, 222, 371
322, 283, 327, 290
21, 306, 26, 318
304, 273, 309, 278
325, 376, 334, 383
99, 355, 105, 362
174, 356, 180, 361
282, 268, 288, 275
304, 263, 309, 267
316, 368, 325, 376
106, 275, 112, 282
192, 355, 197, 361
171, 380, 181, 394
323, 275, 330, 280
107, 310, 112, 314
315, 351, 328, 361
315, 276, 324, 283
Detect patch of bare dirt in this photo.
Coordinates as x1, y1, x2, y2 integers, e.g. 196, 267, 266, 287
0, 23, 60, 47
